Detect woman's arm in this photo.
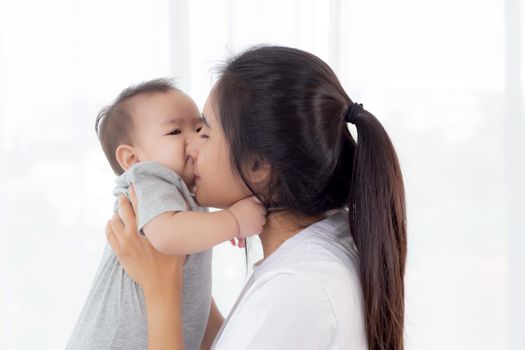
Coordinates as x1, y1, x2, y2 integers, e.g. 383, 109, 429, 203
144, 275, 184, 350
106, 189, 185, 350
200, 298, 224, 350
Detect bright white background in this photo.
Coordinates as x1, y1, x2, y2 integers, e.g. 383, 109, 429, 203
0, 0, 523, 349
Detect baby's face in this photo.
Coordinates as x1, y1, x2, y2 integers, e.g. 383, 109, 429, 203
130, 90, 202, 188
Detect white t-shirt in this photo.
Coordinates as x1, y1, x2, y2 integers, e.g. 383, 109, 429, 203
212, 209, 367, 350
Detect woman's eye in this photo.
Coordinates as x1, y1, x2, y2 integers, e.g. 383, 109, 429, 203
196, 125, 208, 138
168, 129, 182, 135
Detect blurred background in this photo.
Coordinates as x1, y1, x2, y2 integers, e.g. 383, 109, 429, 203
0, 0, 523, 349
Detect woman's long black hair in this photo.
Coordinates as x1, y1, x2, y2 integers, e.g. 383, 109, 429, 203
214, 45, 407, 350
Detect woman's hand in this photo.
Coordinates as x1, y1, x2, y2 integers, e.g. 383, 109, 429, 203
105, 185, 186, 295
106, 185, 186, 350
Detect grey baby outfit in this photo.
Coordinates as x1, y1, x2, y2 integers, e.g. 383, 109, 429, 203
67, 162, 212, 350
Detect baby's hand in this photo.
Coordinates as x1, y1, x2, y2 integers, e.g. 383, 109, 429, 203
227, 196, 267, 239
229, 237, 245, 248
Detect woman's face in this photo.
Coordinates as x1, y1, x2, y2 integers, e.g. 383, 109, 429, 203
186, 92, 252, 208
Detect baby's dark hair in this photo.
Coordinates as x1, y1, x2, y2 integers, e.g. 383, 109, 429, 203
95, 78, 178, 175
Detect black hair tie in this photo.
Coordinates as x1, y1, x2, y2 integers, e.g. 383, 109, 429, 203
345, 103, 363, 124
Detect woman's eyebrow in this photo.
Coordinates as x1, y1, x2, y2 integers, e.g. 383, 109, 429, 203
201, 113, 211, 128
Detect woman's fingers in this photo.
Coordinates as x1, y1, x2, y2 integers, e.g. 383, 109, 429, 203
117, 195, 137, 233
106, 220, 122, 253
110, 213, 125, 237
129, 185, 138, 214
138, 233, 158, 255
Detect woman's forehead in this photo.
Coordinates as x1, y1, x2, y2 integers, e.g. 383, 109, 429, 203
202, 94, 218, 128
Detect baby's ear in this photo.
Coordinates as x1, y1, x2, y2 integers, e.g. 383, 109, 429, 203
115, 144, 139, 172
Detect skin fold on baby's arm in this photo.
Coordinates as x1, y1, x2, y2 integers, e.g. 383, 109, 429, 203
142, 195, 267, 255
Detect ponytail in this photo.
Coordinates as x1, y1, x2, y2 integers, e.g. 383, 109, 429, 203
347, 106, 407, 350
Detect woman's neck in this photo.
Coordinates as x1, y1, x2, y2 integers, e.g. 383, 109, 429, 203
258, 210, 327, 258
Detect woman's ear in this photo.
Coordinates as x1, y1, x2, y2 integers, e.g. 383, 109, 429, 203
246, 155, 272, 187
115, 144, 140, 171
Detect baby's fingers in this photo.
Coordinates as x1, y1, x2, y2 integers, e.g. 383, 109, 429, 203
252, 197, 267, 215
238, 238, 245, 248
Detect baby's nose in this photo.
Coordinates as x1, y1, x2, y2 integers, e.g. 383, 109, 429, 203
185, 133, 197, 147
186, 135, 197, 159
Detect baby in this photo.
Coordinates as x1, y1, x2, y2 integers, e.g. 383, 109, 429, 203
66, 79, 265, 350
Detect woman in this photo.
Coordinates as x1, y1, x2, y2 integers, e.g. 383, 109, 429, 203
106, 45, 406, 349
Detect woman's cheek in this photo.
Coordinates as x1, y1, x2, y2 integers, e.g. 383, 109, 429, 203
195, 179, 212, 207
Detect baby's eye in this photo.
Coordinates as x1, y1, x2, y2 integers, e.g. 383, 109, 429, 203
167, 129, 182, 135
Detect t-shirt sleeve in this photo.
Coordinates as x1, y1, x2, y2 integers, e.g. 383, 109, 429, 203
214, 273, 339, 350
114, 162, 190, 232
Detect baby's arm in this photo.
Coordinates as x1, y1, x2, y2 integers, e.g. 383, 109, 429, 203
142, 196, 266, 255
143, 210, 237, 255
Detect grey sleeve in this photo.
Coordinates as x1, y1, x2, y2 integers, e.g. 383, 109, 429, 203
112, 162, 190, 232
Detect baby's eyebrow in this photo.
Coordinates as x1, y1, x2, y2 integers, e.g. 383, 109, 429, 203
162, 118, 185, 126
201, 113, 211, 128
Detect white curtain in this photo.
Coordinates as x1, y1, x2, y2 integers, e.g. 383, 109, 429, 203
0, 0, 522, 349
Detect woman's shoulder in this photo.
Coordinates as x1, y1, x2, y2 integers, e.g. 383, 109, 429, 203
254, 237, 362, 310
250, 209, 364, 326
245, 260, 365, 348
261, 209, 359, 277
220, 210, 367, 349
216, 270, 343, 349
254, 214, 360, 298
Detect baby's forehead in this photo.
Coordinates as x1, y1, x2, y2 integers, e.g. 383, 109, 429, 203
129, 90, 202, 125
